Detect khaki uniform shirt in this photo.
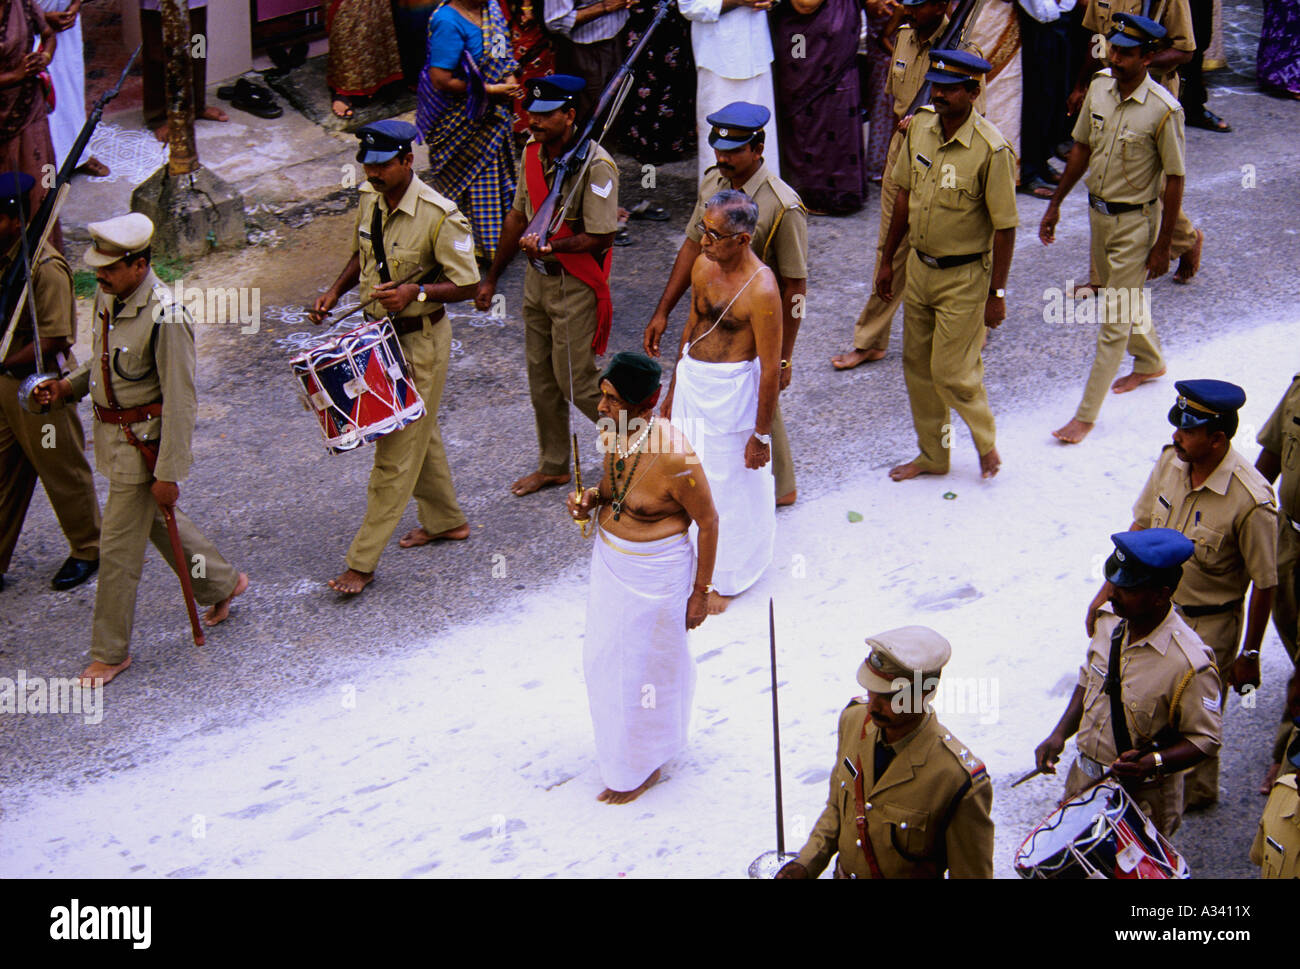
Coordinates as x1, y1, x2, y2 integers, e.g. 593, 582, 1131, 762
1082, 0, 1195, 95
1258, 373, 1300, 528
1075, 610, 1222, 766
66, 270, 196, 485
887, 17, 987, 118
1, 239, 76, 351
349, 177, 480, 320
1250, 770, 1299, 878
1133, 445, 1279, 606
510, 139, 620, 267
795, 705, 994, 878
686, 162, 808, 280
1072, 69, 1185, 205
889, 106, 1019, 258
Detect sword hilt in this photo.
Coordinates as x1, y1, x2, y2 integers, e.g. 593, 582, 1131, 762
572, 432, 592, 537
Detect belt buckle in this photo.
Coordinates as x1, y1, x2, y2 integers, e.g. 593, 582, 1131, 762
1090, 196, 1108, 215
1290, 517, 1300, 534
919, 253, 939, 269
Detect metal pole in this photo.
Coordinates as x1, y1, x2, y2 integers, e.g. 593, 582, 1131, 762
769, 598, 785, 857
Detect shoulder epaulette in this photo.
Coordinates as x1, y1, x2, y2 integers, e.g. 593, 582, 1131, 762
939, 729, 988, 782
765, 176, 805, 212
1148, 81, 1182, 112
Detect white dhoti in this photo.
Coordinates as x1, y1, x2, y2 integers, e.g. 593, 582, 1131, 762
672, 353, 774, 596
38, 0, 89, 168
584, 527, 697, 793
695, 66, 780, 184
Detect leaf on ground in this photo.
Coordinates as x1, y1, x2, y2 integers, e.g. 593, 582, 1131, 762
847, 510, 863, 523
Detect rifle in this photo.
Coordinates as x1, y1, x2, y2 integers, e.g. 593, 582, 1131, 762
522, 0, 672, 268
0, 45, 142, 366
901, 0, 989, 121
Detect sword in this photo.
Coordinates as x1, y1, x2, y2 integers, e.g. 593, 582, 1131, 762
13, 181, 48, 414
748, 598, 798, 877
160, 504, 205, 647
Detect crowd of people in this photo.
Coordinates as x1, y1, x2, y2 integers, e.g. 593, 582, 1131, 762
0, 0, 1298, 877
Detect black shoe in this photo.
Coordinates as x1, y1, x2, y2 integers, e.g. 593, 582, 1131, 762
51, 556, 98, 591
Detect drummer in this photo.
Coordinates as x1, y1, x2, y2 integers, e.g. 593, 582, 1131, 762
309, 120, 480, 595
1034, 529, 1223, 837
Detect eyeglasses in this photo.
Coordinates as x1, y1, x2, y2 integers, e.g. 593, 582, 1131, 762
696, 220, 742, 244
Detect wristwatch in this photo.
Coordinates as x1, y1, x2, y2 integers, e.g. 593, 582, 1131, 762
694, 583, 715, 595
415, 286, 428, 303
988, 287, 1005, 299
1151, 751, 1164, 777
779, 359, 791, 370
753, 432, 772, 446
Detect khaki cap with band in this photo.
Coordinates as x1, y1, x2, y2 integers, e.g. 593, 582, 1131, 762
856, 625, 952, 693
84, 212, 155, 267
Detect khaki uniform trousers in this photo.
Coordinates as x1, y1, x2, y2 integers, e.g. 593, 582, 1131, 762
523, 267, 602, 477
0, 375, 100, 573
901, 253, 997, 472
771, 402, 793, 499
1065, 759, 1186, 839
1178, 605, 1243, 808
92, 478, 238, 664
1075, 204, 1166, 423
346, 318, 465, 573
1087, 188, 1199, 283
852, 132, 906, 354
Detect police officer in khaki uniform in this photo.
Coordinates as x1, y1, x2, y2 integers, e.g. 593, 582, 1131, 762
1041, 14, 1185, 445
832, 0, 955, 373
1085, 380, 1278, 809
1255, 373, 1300, 790
1073, 0, 1204, 285
32, 214, 247, 687
643, 101, 806, 505
777, 626, 994, 879
1257, 371, 1300, 662
0, 171, 100, 592
1250, 669, 1299, 878
1037, 529, 1222, 838
877, 49, 1017, 482
476, 75, 619, 498
310, 120, 480, 596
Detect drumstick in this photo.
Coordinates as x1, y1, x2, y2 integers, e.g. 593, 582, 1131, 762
312, 266, 427, 324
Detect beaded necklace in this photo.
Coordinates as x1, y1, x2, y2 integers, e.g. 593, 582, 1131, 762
608, 417, 654, 521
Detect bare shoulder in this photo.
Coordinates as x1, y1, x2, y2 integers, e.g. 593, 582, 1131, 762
651, 420, 696, 471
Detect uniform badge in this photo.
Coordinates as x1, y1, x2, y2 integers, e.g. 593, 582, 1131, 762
1202, 696, 1220, 712
1157, 495, 1171, 510
453, 237, 471, 252
915, 153, 932, 169
591, 180, 612, 199
843, 757, 858, 778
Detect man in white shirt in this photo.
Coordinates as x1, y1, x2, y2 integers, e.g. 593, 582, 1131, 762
544, 0, 631, 119
677, 0, 780, 183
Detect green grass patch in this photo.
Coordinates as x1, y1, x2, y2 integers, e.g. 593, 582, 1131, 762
72, 270, 97, 300
73, 256, 191, 300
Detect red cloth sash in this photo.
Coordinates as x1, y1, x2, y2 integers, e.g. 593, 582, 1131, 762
523, 141, 613, 355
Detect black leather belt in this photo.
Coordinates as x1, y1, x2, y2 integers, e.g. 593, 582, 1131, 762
914, 251, 984, 270
1088, 194, 1153, 216
390, 306, 446, 336
1178, 598, 1244, 618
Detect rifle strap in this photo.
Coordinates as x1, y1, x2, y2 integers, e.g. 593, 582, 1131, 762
1106, 619, 1134, 756
851, 755, 886, 879
370, 200, 391, 284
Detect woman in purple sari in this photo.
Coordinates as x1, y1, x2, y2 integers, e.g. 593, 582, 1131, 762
770, 0, 868, 215
1258, 0, 1300, 98
417, 0, 522, 260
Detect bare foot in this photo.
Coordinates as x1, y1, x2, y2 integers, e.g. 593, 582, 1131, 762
511, 471, 570, 496
888, 461, 943, 482
79, 656, 131, 687
331, 98, 354, 119
597, 768, 661, 804
204, 571, 249, 625
199, 106, 230, 124
979, 447, 1001, 478
1259, 761, 1281, 795
328, 568, 373, 595
399, 523, 471, 547
75, 156, 110, 177
1111, 369, 1165, 394
776, 490, 796, 507
1052, 419, 1094, 444
1173, 229, 1203, 284
706, 590, 732, 614
1072, 281, 1099, 298
831, 348, 886, 371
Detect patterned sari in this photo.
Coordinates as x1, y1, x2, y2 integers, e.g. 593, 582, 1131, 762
417, 0, 519, 259
326, 0, 405, 98
1259, 0, 1300, 96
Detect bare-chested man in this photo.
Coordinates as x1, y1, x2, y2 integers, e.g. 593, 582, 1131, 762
566, 352, 719, 805
660, 190, 781, 613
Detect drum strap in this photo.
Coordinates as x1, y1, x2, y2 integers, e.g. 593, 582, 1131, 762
1106, 621, 1134, 756
851, 755, 886, 879
370, 201, 390, 285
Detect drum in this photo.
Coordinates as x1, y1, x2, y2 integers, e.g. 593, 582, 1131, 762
291, 317, 425, 454
1014, 779, 1189, 879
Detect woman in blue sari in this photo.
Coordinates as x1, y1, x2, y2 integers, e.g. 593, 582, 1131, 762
418, 0, 522, 260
